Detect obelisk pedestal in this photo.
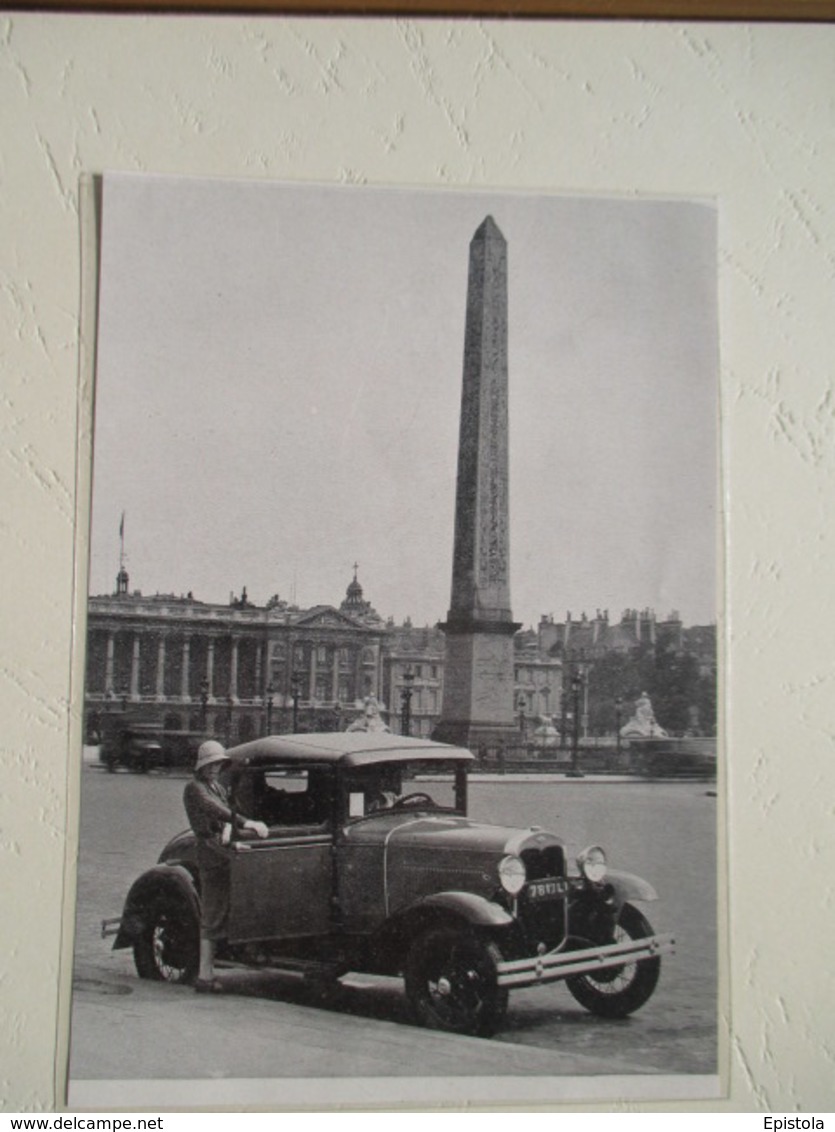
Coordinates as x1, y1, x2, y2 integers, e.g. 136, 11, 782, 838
433, 217, 520, 750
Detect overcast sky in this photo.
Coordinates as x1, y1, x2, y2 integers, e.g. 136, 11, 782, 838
89, 174, 718, 629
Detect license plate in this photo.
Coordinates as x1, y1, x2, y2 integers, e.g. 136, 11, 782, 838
525, 877, 567, 900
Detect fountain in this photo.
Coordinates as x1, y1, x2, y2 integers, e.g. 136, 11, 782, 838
621, 692, 716, 778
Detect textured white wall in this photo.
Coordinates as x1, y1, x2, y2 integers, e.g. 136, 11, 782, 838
1, 15, 834, 1111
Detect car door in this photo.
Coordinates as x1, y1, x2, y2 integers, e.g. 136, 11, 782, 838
227, 767, 334, 944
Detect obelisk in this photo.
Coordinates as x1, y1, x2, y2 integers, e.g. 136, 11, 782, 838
433, 216, 520, 749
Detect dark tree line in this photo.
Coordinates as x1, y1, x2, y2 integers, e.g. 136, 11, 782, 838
579, 643, 716, 738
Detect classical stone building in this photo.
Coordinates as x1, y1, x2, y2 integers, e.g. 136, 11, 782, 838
84, 568, 386, 744
84, 564, 567, 746
537, 607, 714, 666
513, 628, 563, 727
381, 621, 446, 739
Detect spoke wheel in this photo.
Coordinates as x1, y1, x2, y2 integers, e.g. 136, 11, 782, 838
405, 927, 507, 1037
133, 894, 199, 985
565, 902, 661, 1018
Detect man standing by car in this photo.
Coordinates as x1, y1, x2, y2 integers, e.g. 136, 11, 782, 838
183, 740, 269, 992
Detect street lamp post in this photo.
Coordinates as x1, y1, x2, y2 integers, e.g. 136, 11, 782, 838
615, 695, 623, 758
400, 668, 415, 737
225, 695, 234, 745
291, 671, 301, 733
567, 671, 585, 778
265, 682, 275, 736
199, 678, 209, 731
560, 684, 568, 750
517, 694, 527, 738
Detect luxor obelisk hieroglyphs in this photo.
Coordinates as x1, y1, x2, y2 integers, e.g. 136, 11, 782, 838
433, 217, 521, 749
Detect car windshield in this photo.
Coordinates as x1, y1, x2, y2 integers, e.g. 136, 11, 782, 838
343, 759, 463, 821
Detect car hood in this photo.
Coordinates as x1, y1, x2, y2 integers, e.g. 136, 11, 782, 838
342, 812, 563, 856
160, 815, 565, 862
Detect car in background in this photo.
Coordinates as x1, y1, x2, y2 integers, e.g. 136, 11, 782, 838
99, 725, 164, 774
105, 732, 674, 1035
99, 723, 204, 773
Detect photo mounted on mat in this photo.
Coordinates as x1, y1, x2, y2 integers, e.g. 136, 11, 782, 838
70, 173, 720, 1108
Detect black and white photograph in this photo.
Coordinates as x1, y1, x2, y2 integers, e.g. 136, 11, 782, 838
69, 173, 719, 1108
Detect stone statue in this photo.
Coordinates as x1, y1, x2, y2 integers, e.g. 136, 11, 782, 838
346, 696, 390, 733
620, 692, 668, 738
532, 714, 560, 747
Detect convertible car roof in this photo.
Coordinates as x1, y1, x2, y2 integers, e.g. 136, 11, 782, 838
225, 731, 475, 769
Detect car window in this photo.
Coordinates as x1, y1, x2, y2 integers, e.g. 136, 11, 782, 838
264, 770, 308, 794
344, 760, 462, 821
233, 766, 333, 829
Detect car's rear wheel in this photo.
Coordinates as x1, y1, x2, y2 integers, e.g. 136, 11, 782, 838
133, 893, 199, 985
565, 902, 661, 1018
405, 926, 508, 1037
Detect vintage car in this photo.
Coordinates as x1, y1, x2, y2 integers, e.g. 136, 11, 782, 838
104, 732, 674, 1036
99, 725, 164, 774
99, 722, 205, 772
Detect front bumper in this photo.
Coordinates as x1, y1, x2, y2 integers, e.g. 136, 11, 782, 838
496, 931, 675, 989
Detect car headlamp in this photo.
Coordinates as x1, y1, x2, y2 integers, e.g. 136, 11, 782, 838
577, 845, 607, 884
498, 854, 527, 896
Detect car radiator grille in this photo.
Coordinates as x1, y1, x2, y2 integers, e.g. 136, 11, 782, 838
520, 845, 565, 880
517, 845, 567, 950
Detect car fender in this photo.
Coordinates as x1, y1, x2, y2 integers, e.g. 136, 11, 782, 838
606, 868, 658, 906
414, 890, 515, 928
113, 864, 199, 950
380, 888, 513, 944
368, 890, 518, 975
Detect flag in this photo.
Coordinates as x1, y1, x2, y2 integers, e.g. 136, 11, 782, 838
119, 512, 125, 540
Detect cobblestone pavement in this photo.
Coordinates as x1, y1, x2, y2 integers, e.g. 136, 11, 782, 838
68, 762, 718, 1096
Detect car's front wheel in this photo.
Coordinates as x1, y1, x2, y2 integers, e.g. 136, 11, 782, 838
133, 893, 199, 985
565, 901, 661, 1018
405, 926, 508, 1037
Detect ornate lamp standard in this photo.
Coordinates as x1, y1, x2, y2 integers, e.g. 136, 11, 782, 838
615, 695, 623, 758
199, 678, 209, 731
400, 668, 415, 737
291, 671, 302, 733
265, 681, 275, 736
567, 671, 585, 778
225, 695, 234, 745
